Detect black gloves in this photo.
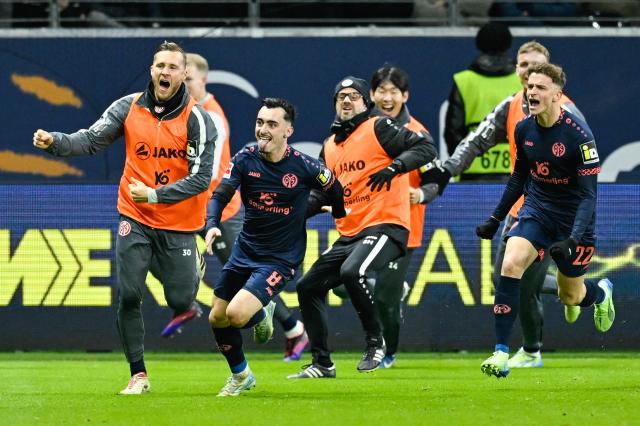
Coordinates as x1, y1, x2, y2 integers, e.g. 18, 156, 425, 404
550, 238, 578, 261
367, 161, 402, 192
476, 216, 500, 239
331, 205, 347, 219
421, 160, 452, 195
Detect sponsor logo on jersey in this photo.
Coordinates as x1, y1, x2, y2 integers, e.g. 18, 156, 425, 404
154, 169, 170, 185
135, 143, 190, 160
316, 168, 332, 186
535, 161, 550, 176
336, 160, 366, 175
580, 140, 599, 164
248, 171, 261, 178
282, 173, 298, 188
152, 147, 189, 159
135, 142, 151, 160
223, 162, 234, 179
552, 142, 566, 157
525, 140, 534, 147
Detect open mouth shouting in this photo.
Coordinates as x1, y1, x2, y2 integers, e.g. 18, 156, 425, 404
528, 97, 541, 112
156, 78, 171, 98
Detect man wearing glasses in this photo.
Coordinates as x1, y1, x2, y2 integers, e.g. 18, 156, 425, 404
288, 76, 437, 379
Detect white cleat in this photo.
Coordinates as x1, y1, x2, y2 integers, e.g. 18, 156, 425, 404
507, 347, 542, 368
119, 372, 150, 395
217, 368, 256, 397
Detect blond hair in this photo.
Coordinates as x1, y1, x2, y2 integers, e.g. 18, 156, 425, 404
186, 53, 209, 74
517, 41, 550, 61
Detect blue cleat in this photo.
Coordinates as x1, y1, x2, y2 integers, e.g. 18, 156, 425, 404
379, 354, 397, 369
161, 301, 202, 338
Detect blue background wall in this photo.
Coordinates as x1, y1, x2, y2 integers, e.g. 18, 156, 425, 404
1, 184, 638, 351
2, 36, 639, 182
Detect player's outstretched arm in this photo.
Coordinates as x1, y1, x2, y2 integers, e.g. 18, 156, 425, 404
33, 129, 54, 150
35, 95, 132, 157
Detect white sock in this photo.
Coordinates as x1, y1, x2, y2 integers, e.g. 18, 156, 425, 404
284, 321, 304, 339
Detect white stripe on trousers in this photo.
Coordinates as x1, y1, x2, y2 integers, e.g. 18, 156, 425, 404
358, 235, 389, 277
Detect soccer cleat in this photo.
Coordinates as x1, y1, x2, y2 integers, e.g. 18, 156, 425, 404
507, 347, 542, 369
217, 368, 256, 397
161, 301, 203, 338
481, 351, 510, 378
253, 301, 276, 344
380, 354, 397, 369
564, 305, 581, 324
119, 372, 150, 395
357, 337, 386, 372
287, 363, 336, 379
594, 278, 615, 332
283, 330, 309, 362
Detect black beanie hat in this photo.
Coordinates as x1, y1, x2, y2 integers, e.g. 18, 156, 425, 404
333, 76, 372, 107
475, 22, 512, 54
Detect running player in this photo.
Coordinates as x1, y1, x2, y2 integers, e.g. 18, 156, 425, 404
205, 98, 345, 396
288, 76, 437, 379
476, 63, 615, 378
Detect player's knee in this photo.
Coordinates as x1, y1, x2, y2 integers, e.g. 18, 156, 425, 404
296, 276, 316, 300
166, 292, 192, 314
338, 264, 360, 287
558, 290, 581, 306
209, 309, 222, 327
226, 308, 248, 328
500, 257, 525, 278
209, 309, 225, 327
118, 289, 142, 309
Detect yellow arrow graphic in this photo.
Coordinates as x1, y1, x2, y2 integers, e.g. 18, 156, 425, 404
0, 229, 58, 306
41, 229, 81, 306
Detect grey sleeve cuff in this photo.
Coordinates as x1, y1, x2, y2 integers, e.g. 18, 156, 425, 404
147, 189, 158, 203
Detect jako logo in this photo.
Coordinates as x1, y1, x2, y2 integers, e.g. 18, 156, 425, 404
336, 160, 366, 175
248, 171, 261, 178
135, 142, 150, 160
152, 147, 188, 159
155, 169, 170, 185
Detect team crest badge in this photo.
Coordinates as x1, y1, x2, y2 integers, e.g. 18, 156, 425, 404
552, 142, 565, 157
282, 173, 298, 188
118, 220, 131, 237
223, 162, 234, 179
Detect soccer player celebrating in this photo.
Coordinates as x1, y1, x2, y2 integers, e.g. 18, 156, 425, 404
205, 98, 345, 396
33, 41, 217, 394
476, 63, 615, 378
423, 41, 586, 369
288, 76, 437, 379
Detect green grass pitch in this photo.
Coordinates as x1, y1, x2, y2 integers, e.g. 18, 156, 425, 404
1, 351, 638, 425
